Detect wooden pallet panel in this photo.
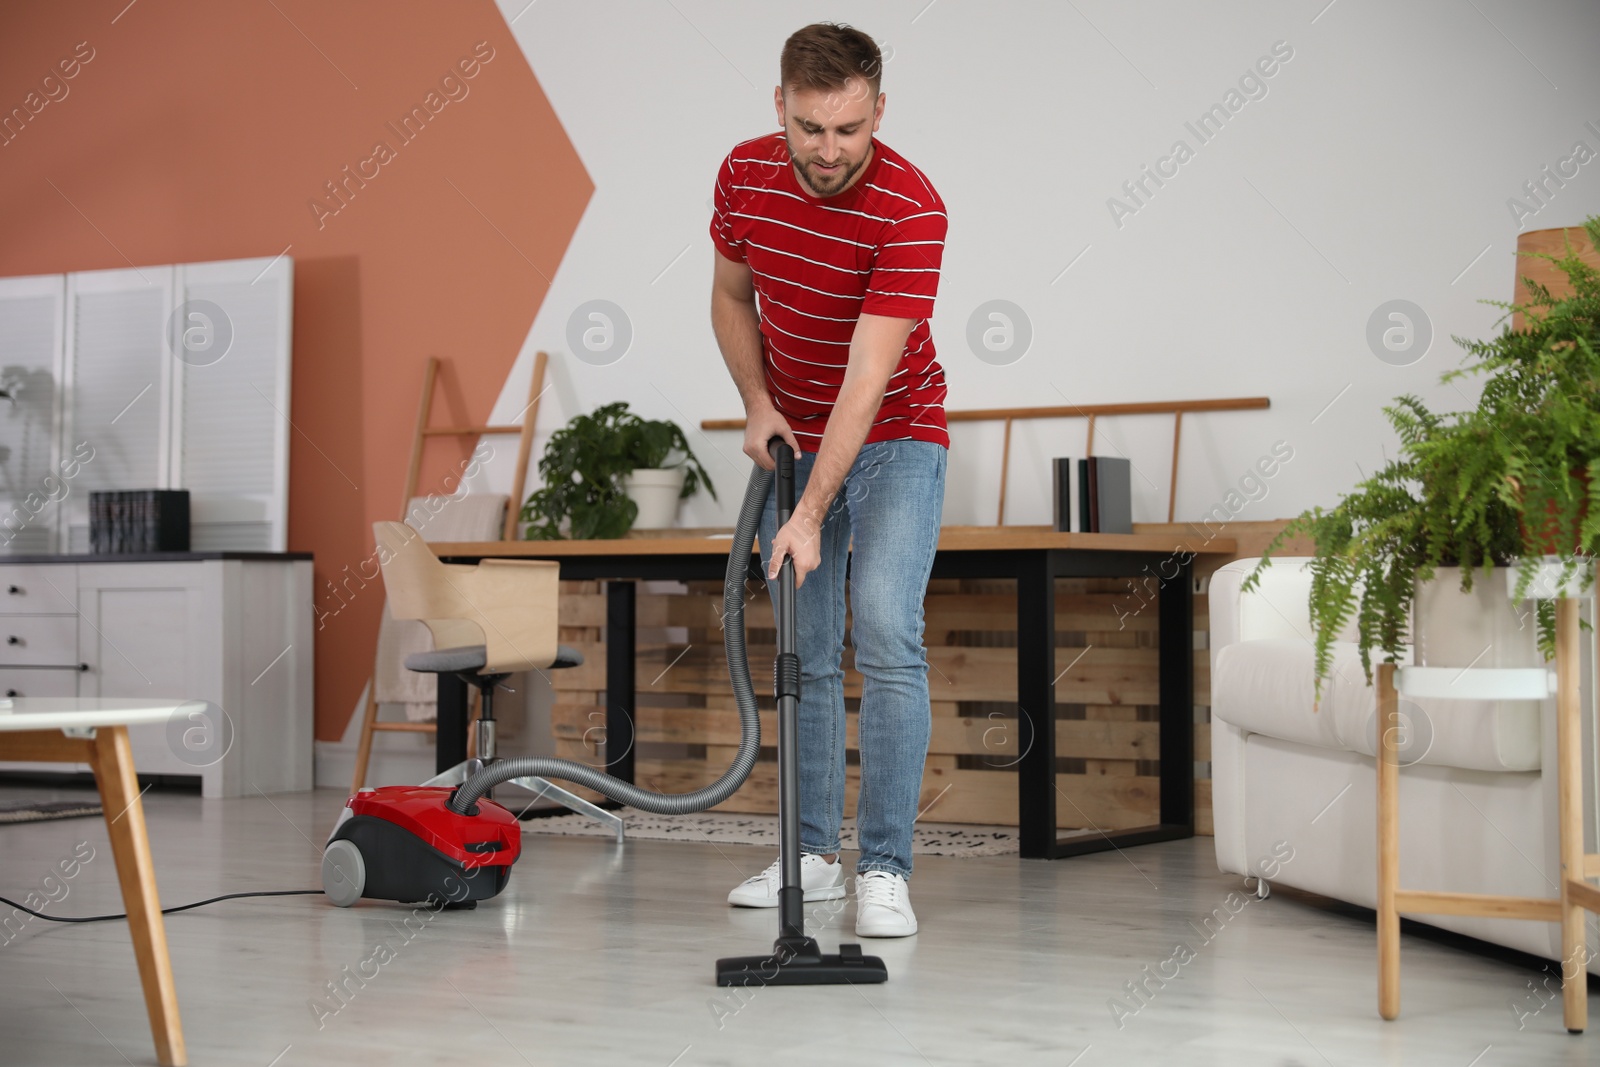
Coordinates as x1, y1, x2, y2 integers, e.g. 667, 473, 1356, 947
551, 641, 1211, 707
550, 703, 1166, 762
543, 746, 1213, 835
625, 760, 1166, 830
918, 767, 1169, 829
563, 588, 1179, 633
535, 523, 1297, 836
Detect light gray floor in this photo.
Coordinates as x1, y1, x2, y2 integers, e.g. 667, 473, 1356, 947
1, 781, 1596, 1067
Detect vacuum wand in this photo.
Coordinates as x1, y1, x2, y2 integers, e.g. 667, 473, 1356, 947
715, 437, 888, 987
773, 438, 804, 942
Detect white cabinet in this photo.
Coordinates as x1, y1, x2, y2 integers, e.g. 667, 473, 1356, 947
0, 564, 87, 720
0, 555, 313, 796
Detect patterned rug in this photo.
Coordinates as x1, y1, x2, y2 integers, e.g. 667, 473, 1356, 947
521, 809, 1046, 857
0, 799, 103, 825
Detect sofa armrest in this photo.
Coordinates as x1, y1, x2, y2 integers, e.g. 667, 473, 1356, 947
1208, 558, 1259, 667
1211, 555, 1323, 658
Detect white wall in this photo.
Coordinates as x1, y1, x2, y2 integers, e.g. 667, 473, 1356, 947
479, 0, 1600, 532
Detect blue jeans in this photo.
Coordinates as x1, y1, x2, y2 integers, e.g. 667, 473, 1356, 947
757, 439, 947, 879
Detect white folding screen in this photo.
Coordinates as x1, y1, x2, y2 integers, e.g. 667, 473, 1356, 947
62, 265, 174, 552
0, 256, 293, 554
169, 257, 293, 551
0, 273, 68, 554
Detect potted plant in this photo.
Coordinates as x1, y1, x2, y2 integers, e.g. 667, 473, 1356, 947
520, 401, 716, 539
1249, 214, 1600, 691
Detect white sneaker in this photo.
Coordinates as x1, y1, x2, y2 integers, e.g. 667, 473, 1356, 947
855, 870, 918, 937
727, 853, 846, 908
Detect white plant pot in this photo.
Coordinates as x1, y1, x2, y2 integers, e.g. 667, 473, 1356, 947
623, 467, 687, 530
1506, 555, 1595, 601
1401, 567, 1547, 768
1412, 567, 1541, 670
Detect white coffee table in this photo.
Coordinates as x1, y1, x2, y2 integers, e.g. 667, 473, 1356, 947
0, 698, 189, 1066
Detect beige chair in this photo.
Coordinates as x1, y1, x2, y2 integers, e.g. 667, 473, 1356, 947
351, 351, 549, 793
370, 520, 623, 838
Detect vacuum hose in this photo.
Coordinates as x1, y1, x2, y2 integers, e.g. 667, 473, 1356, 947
446, 460, 773, 815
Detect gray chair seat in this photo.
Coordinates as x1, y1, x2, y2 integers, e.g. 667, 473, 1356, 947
404, 644, 584, 674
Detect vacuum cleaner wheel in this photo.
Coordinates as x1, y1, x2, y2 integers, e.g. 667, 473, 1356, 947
322, 838, 366, 908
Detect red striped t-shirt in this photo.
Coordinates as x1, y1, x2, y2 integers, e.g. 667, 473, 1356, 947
710, 133, 949, 451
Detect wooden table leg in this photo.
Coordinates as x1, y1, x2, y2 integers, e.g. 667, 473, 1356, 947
88, 725, 187, 1066
1556, 598, 1588, 1033
1377, 663, 1401, 1021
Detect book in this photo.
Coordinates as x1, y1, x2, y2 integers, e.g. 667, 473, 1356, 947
1070, 457, 1132, 533
89, 490, 190, 554
1087, 458, 1100, 532
1051, 458, 1075, 532
1092, 456, 1133, 534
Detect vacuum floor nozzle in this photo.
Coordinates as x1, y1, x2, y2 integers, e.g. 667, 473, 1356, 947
715, 936, 888, 987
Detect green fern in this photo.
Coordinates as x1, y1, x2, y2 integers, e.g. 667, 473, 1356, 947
1247, 214, 1600, 693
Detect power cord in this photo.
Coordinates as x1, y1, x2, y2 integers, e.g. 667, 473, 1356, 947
0, 889, 321, 923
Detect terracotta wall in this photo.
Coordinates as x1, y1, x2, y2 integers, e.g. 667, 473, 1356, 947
0, 1, 591, 740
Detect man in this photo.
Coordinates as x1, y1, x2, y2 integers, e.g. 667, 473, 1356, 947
709, 22, 948, 938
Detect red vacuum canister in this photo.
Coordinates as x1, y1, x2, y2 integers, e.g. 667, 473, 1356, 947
322, 786, 522, 908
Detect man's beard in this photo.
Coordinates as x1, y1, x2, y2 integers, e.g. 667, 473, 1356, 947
786, 136, 869, 197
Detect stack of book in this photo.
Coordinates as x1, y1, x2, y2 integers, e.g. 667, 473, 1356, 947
1052, 457, 1132, 534
89, 490, 190, 554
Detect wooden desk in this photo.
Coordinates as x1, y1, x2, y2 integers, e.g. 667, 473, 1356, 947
0, 698, 188, 1066
434, 526, 1235, 859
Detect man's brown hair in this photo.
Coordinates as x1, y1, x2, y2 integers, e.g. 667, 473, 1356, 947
780, 22, 883, 99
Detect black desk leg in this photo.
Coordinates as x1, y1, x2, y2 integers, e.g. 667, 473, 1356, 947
436, 673, 469, 776
1157, 558, 1195, 831
1022, 552, 1196, 859
605, 580, 637, 784
1016, 553, 1057, 858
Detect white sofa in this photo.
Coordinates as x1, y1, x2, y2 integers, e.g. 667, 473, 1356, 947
1210, 556, 1600, 974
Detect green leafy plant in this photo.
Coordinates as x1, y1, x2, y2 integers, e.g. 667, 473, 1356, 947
1248, 214, 1600, 690
520, 401, 716, 540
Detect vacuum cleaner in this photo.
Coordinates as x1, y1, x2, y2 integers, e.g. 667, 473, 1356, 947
323, 438, 887, 985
